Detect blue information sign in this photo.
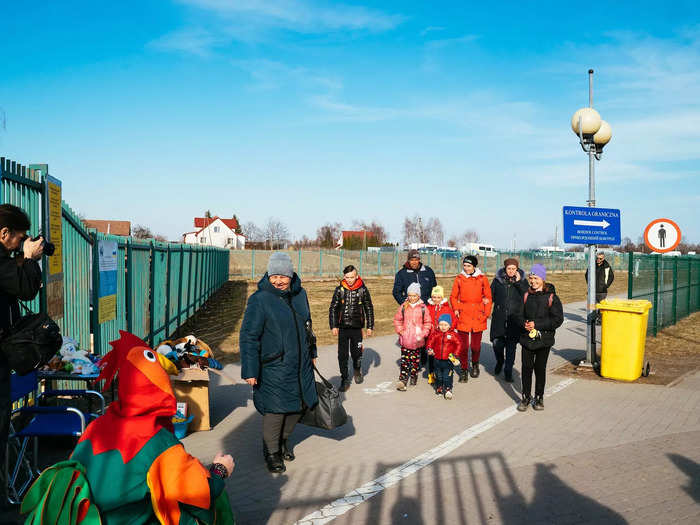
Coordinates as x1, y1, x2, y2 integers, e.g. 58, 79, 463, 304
563, 206, 621, 245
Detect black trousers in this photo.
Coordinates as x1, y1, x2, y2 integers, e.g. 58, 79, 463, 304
492, 335, 518, 376
521, 347, 551, 398
263, 412, 302, 454
337, 328, 363, 380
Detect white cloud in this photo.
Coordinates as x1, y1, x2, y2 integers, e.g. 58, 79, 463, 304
177, 0, 405, 33
148, 28, 226, 56
233, 59, 342, 91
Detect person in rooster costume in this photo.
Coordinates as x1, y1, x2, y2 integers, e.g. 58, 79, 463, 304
20, 331, 235, 525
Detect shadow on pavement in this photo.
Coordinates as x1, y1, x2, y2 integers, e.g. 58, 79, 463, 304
667, 453, 700, 503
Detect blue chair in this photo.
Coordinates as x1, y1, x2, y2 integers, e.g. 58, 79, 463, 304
5, 371, 105, 504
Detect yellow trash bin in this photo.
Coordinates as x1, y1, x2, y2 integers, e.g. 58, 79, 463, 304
598, 299, 652, 381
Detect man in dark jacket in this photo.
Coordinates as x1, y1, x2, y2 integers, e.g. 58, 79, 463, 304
392, 250, 437, 305
329, 265, 374, 391
0, 204, 43, 502
489, 258, 528, 382
585, 251, 614, 322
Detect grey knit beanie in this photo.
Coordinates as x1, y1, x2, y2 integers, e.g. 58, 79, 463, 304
267, 252, 294, 278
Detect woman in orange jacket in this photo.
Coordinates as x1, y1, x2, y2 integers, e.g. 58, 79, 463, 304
450, 255, 492, 382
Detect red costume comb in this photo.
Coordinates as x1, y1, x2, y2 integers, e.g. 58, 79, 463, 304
98, 330, 151, 390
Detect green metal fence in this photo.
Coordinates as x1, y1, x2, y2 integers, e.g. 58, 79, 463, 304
628, 253, 700, 335
1, 155, 230, 355
230, 248, 630, 279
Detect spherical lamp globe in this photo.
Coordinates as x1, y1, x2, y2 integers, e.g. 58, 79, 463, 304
571, 107, 602, 136
593, 120, 612, 147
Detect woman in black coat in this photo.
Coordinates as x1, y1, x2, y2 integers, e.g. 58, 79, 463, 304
513, 264, 564, 411
489, 258, 528, 382
240, 252, 318, 473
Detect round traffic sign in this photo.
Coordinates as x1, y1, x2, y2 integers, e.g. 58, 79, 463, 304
644, 219, 681, 253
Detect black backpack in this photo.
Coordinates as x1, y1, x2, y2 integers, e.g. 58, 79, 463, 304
1, 309, 62, 376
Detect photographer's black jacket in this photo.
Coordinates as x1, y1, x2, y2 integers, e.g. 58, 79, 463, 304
0, 245, 42, 332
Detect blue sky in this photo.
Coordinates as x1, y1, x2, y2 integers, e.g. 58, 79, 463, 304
1, 1, 699, 247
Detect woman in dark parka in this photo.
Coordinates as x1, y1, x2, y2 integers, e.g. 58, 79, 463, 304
489, 258, 529, 382
240, 252, 318, 473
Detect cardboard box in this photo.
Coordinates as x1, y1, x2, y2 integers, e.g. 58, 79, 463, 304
171, 367, 211, 432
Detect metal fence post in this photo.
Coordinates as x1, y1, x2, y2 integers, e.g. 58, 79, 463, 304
149, 241, 156, 346
627, 252, 634, 299
90, 232, 101, 355
251, 249, 255, 280
360, 250, 364, 276
298, 249, 302, 277
165, 244, 171, 336
442, 253, 446, 275
340, 249, 343, 274
652, 254, 659, 336
672, 257, 678, 325
687, 258, 693, 317
319, 249, 323, 277
377, 251, 381, 275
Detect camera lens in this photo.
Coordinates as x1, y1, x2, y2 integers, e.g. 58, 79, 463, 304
43, 241, 56, 256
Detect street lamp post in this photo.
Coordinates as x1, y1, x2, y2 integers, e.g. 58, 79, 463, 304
571, 69, 612, 366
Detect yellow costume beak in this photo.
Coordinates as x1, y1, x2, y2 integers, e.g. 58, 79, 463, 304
157, 352, 179, 376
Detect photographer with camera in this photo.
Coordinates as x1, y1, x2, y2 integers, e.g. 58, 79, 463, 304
0, 204, 43, 505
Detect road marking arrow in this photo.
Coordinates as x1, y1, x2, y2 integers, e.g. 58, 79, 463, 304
573, 219, 610, 229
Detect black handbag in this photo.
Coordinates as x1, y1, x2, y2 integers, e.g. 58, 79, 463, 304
0, 307, 63, 376
300, 364, 348, 430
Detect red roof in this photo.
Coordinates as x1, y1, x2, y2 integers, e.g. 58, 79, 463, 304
194, 216, 239, 231
83, 220, 131, 236
343, 230, 377, 239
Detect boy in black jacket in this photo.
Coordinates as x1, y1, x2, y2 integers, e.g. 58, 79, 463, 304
329, 265, 374, 392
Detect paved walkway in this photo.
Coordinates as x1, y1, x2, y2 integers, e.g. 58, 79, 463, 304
4, 300, 698, 524
182, 300, 700, 524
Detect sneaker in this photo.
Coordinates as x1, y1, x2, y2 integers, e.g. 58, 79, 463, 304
396, 380, 407, 391
533, 395, 544, 410
494, 361, 504, 375
428, 373, 436, 384
353, 368, 364, 384
448, 353, 461, 367
517, 395, 531, 412
409, 376, 417, 386
339, 379, 351, 392
458, 370, 469, 383
444, 389, 453, 400
436, 386, 443, 395
264, 452, 286, 473
470, 364, 480, 378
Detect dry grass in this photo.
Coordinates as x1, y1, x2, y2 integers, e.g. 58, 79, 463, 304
187, 272, 627, 365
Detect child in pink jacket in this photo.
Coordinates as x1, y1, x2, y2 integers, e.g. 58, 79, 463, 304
393, 282, 433, 391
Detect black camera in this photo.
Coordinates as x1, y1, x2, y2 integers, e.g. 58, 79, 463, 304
32, 235, 55, 256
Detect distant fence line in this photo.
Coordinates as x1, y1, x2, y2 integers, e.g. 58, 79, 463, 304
229, 249, 631, 280
627, 253, 700, 335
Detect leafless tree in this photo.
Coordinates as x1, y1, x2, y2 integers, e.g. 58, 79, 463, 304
265, 217, 290, 249
132, 224, 154, 239
241, 221, 264, 242
402, 215, 422, 245
424, 217, 444, 245
316, 222, 343, 249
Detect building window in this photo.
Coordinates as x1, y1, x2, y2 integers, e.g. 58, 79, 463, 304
200, 237, 206, 244
228, 238, 234, 244
213, 226, 220, 233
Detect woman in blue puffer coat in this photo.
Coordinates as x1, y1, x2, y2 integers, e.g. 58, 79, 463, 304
240, 252, 318, 473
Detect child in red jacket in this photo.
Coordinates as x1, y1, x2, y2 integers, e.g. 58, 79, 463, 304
426, 313, 462, 399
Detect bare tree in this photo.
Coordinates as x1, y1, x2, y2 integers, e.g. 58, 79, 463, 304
402, 215, 420, 245
132, 224, 154, 239
265, 217, 290, 249
241, 221, 264, 242
424, 217, 444, 245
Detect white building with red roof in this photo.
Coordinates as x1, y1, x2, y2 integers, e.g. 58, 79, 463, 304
182, 216, 246, 249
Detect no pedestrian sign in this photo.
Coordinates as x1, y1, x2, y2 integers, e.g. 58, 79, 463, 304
563, 206, 621, 245
644, 218, 681, 253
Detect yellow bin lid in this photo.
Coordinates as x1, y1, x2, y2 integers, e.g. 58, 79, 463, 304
597, 298, 652, 313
